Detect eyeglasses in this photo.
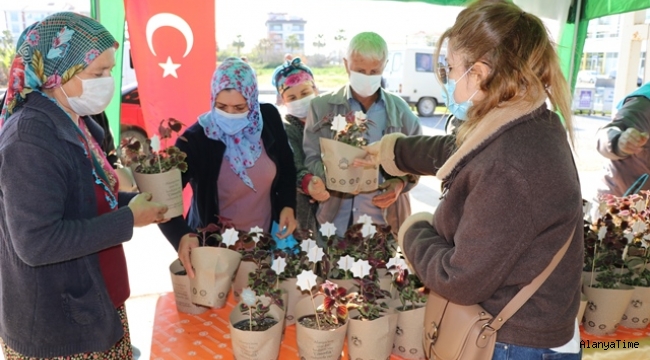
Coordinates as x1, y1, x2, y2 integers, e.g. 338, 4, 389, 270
437, 62, 450, 84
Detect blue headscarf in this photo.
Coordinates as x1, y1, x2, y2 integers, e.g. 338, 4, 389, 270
198, 57, 263, 190
616, 82, 650, 110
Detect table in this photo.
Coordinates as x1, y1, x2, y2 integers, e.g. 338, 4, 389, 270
150, 292, 410, 359
151, 292, 650, 359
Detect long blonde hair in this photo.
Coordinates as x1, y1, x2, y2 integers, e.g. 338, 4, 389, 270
434, 0, 574, 147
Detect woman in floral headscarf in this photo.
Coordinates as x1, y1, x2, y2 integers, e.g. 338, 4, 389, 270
272, 57, 329, 238
0, 12, 167, 359
159, 57, 297, 277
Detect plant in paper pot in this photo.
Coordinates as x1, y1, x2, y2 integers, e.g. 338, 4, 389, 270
346, 274, 398, 360
229, 287, 284, 360
187, 219, 246, 309
231, 227, 275, 303
274, 230, 316, 326
294, 277, 355, 360
121, 118, 187, 219
620, 232, 650, 328
389, 260, 428, 359
583, 193, 648, 335
319, 111, 378, 193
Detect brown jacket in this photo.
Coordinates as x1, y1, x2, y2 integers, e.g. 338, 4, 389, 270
383, 97, 583, 348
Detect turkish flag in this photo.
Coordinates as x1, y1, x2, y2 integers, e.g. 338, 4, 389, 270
125, 0, 215, 216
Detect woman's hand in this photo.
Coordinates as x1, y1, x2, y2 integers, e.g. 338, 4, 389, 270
352, 140, 382, 168
128, 193, 168, 227
372, 178, 405, 208
276, 207, 297, 239
178, 234, 199, 278
308, 176, 330, 202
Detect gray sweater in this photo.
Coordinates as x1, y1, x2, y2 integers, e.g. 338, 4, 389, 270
0, 93, 135, 357
385, 98, 583, 348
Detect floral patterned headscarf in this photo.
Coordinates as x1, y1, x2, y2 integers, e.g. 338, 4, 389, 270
198, 57, 263, 190
271, 57, 315, 94
0, 12, 117, 126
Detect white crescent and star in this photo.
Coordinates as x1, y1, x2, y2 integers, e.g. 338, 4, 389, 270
146, 13, 194, 78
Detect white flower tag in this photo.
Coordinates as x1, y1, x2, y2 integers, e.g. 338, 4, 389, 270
361, 223, 377, 238
271, 257, 287, 275
337, 255, 355, 272
330, 115, 347, 132
308, 246, 325, 263
249, 226, 263, 244
386, 255, 408, 275
296, 270, 318, 292
622, 244, 629, 261
357, 214, 373, 226
222, 228, 239, 247
354, 111, 367, 126
300, 238, 318, 254
320, 222, 337, 237
150, 134, 161, 152
598, 226, 607, 241
241, 287, 257, 306
351, 259, 371, 279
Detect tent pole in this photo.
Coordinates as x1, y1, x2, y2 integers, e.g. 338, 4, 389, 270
568, 0, 582, 86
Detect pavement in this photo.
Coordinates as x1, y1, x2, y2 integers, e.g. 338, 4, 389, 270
0, 112, 610, 360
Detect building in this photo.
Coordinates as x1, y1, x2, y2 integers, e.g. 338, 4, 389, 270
581, 10, 650, 78
265, 12, 307, 54
3, 1, 90, 45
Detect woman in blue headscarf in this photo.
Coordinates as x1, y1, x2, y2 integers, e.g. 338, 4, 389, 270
159, 57, 297, 277
0, 12, 167, 359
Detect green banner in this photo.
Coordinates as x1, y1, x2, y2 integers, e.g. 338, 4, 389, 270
91, 0, 125, 147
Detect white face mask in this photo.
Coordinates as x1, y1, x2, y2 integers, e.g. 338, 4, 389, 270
212, 107, 250, 135
63, 76, 115, 116
349, 71, 382, 97
285, 94, 315, 119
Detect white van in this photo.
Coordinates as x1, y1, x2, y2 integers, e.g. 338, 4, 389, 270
383, 47, 445, 117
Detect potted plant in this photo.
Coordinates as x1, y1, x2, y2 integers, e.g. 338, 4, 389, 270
318, 110, 378, 194
620, 239, 650, 328
121, 118, 188, 218
244, 247, 286, 323
346, 276, 398, 360
231, 227, 275, 303
294, 279, 355, 360
274, 230, 315, 326
187, 218, 244, 308
583, 193, 644, 335
390, 264, 428, 359
229, 287, 284, 359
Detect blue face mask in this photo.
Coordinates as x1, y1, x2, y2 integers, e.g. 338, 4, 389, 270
211, 107, 250, 135
442, 66, 478, 121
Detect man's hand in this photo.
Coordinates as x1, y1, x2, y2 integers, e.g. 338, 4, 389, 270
308, 176, 330, 202
372, 178, 405, 209
353, 140, 381, 168
619, 128, 649, 155
178, 234, 199, 278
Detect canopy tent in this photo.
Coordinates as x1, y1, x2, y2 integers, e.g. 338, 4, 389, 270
90, 0, 650, 144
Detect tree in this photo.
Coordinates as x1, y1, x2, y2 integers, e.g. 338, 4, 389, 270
285, 34, 300, 54
232, 35, 245, 57
334, 29, 347, 62
249, 37, 273, 65
313, 34, 326, 54
0, 30, 15, 86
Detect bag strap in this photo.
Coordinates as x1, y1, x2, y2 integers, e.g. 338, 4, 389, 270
486, 227, 576, 332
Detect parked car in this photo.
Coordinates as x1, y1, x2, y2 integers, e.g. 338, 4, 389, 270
608, 70, 643, 87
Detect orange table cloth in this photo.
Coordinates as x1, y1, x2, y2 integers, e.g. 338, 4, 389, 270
150, 292, 410, 359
